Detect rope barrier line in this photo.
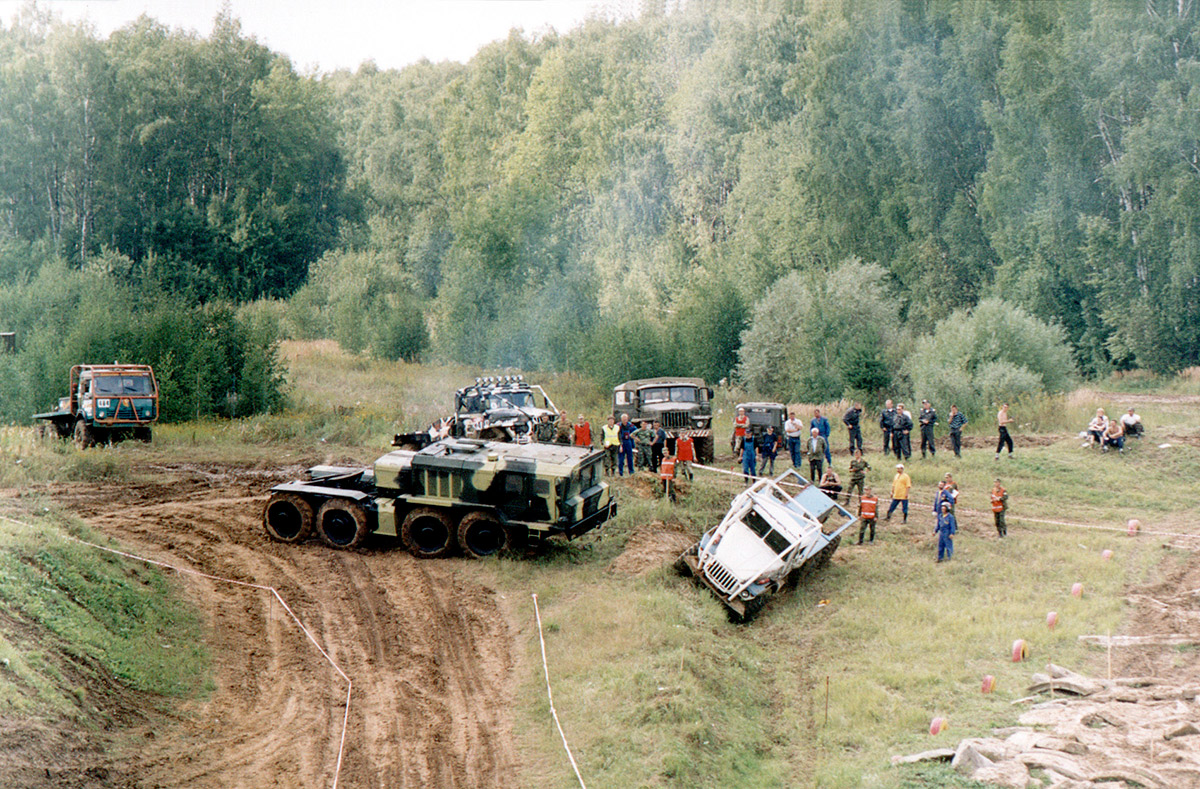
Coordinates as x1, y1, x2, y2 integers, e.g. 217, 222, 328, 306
686, 464, 1199, 541
531, 593, 587, 789
0, 514, 352, 789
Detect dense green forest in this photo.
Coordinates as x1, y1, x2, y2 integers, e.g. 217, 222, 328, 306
3, 0, 1200, 421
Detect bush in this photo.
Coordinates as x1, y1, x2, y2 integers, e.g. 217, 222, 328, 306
904, 298, 1076, 418
736, 259, 901, 401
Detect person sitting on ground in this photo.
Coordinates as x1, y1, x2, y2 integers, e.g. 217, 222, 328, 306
1086, 408, 1108, 447
819, 467, 842, 501
1102, 417, 1125, 454
1119, 407, 1144, 439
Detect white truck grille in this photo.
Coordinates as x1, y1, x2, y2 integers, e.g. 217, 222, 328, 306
704, 559, 739, 596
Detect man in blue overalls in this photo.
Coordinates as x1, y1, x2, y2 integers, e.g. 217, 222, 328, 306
935, 500, 957, 563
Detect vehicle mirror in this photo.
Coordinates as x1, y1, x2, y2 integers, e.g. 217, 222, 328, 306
705, 388, 714, 400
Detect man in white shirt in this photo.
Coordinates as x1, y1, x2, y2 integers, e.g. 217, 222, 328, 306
1119, 407, 1143, 438
784, 411, 805, 468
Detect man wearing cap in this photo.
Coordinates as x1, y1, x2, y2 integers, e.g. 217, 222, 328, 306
846, 449, 870, 505
884, 463, 912, 523
805, 427, 827, 483
918, 400, 938, 459
601, 416, 620, 476
935, 500, 957, 562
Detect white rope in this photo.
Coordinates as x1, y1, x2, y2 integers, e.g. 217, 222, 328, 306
686, 463, 1198, 541
531, 593, 587, 789
0, 514, 352, 789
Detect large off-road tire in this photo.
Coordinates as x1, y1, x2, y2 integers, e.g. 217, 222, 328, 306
73, 419, 95, 449
693, 435, 714, 464
401, 507, 454, 559
134, 426, 153, 443
674, 543, 699, 577
263, 493, 315, 543
727, 593, 768, 625
457, 511, 509, 559
813, 535, 841, 570
54, 420, 73, 439
316, 498, 370, 550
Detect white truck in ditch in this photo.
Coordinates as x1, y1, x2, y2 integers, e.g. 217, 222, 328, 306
676, 469, 856, 623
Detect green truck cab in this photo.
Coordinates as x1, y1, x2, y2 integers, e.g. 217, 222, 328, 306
33, 364, 159, 447
263, 437, 616, 558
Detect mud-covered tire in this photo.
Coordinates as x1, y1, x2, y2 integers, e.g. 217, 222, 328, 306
727, 593, 768, 624
814, 535, 841, 569
457, 511, 509, 559
73, 419, 94, 449
54, 420, 73, 439
674, 543, 699, 577
694, 435, 714, 464
134, 426, 153, 443
401, 507, 454, 558
263, 493, 315, 543
316, 499, 370, 550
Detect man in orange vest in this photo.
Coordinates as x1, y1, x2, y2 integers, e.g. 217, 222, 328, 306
675, 434, 695, 480
659, 455, 677, 501
573, 414, 592, 448
732, 407, 749, 454
857, 487, 878, 544
991, 478, 1009, 537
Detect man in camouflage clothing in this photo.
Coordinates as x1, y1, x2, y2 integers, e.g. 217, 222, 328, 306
633, 420, 655, 471
554, 410, 573, 444
846, 449, 870, 506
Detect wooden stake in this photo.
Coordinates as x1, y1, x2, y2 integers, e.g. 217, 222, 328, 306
1107, 628, 1112, 680
824, 675, 830, 727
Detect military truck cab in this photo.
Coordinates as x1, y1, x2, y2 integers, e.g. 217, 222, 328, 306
264, 438, 615, 559
612, 377, 715, 462
33, 364, 159, 447
735, 402, 787, 438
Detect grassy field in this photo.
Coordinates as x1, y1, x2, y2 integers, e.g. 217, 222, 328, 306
2, 341, 1197, 787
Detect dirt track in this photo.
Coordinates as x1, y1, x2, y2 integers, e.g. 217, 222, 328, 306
27, 462, 521, 789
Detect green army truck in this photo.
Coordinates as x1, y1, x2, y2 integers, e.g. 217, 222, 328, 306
33, 364, 159, 447
612, 377, 715, 462
263, 437, 616, 558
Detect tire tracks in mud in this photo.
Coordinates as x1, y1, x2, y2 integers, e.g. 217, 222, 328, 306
39, 469, 519, 789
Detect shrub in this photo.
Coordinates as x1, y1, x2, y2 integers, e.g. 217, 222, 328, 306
736, 259, 901, 401
904, 298, 1076, 418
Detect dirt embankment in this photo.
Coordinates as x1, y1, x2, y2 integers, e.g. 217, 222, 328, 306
7, 462, 522, 789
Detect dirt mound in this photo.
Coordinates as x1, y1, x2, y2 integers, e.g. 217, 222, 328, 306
609, 522, 694, 577
960, 433, 1064, 449
8, 462, 520, 789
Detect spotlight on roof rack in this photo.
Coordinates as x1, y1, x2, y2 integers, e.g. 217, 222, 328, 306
475, 377, 482, 385
517, 374, 524, 382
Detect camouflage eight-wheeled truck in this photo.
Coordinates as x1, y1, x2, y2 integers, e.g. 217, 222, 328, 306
33, 364, 159, 447
612, 377, 714, 462
263, 437, 616, 558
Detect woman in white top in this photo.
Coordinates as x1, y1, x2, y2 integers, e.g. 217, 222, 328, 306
1087, 408, 1108, 447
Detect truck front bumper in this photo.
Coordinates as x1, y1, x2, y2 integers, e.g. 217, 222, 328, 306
562, 498, 617, 540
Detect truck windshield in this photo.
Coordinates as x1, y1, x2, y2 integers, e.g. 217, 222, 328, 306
641, 387, 697, 404
744, 510, 792, 555
488, 391, 534, 410
94, 376, 153, 395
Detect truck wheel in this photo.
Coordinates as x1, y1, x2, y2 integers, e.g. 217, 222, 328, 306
401, 508, 454, 558
54, 420, 73, 439
694, 435, 714, 464
728, 594, 768, 624
263, 493, 314, 543
134, 427, 153, 443
457, 512, 509, 559
316, 499, 370, 550
73, 419, 94, 449
674, 543, 699, 577
814, 535, 841, 569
